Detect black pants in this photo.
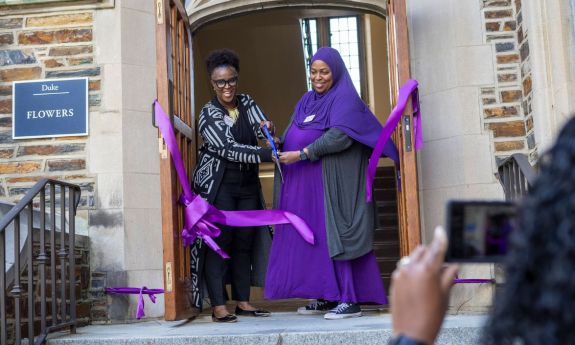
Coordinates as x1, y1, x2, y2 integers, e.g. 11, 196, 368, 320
204, 168, 260, 306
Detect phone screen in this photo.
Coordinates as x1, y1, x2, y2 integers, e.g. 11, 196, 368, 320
446, 200, 517, 262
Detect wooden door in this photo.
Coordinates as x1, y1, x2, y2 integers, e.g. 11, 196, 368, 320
387, 0, 421, 255
155, 0, 198, 321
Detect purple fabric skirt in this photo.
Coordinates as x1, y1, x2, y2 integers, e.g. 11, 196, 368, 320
264, 125, 387, 305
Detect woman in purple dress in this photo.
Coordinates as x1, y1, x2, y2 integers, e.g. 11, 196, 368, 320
265, 47, 396, 320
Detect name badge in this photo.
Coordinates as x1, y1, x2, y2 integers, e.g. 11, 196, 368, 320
223, 115, 235, 127
304, 114, 315, 123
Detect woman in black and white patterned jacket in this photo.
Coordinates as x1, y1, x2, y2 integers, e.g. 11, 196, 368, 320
191, 49, 274, 323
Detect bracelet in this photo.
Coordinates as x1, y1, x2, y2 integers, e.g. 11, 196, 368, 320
388, 335, 428, 345
299, 149, 308, 161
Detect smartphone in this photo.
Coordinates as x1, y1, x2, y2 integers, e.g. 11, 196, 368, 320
445, 200, 518, 263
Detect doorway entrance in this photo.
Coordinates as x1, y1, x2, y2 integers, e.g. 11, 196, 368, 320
156, 0, 420, 320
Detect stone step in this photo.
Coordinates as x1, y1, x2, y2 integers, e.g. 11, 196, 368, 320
45, 313, 486, 345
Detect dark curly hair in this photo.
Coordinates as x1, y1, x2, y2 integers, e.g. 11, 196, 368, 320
483, 116, 575, 345
205, 49, 240, 76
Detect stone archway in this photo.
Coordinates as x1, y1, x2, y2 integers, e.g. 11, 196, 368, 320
186, 0, 386, 31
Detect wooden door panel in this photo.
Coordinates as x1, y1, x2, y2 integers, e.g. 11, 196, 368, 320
156, 0, 197, 321
387, 0, 421, 255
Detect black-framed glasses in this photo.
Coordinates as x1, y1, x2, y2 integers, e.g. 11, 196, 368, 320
212, 76, 238, 89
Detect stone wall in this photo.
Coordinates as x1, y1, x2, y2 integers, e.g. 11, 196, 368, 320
0, 10, 101, 211
480, 0, 537, 164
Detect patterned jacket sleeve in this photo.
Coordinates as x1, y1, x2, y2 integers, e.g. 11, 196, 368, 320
239, 94, 269, 140
198, 97, 272, 164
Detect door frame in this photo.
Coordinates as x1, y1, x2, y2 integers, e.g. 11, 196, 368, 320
156, 0, 198, 321
386, 0, 421, 255
156, 0, 422, 320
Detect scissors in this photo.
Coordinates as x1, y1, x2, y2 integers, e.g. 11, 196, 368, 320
262, 125, 284, 183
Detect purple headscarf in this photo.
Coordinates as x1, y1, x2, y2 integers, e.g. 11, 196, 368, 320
293, 47, 398, 162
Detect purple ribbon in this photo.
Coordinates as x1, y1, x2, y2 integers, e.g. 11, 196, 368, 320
154, 100, 314, 259
366, 80, 422, 202
453, 278, 495, 284
105, 287, 164, 320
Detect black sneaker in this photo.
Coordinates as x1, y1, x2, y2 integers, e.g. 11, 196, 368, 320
324, 302, 362, 319
297, 299, 339, 315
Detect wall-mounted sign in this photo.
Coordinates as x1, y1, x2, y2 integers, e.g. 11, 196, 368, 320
12, 77, 88, 139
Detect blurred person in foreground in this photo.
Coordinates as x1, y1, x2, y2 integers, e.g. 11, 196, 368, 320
389, 116, 575, 344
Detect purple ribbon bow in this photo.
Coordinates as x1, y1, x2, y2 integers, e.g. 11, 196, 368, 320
366, 79, 423, 202
154, 100, 314, 258
105, 287, 164, 320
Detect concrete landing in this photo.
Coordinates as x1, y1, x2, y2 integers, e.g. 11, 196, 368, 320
46, 312, 486, 345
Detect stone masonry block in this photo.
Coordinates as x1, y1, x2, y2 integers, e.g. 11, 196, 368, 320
89, 93, 101, 107
46, 67, 100, 78
0, 131, 14, 144
483, 0, 511, 7
68, 57, 93, 66
0, 66, 42, 82
520, 41, 530, 61
17, 143, 85, 157
0, 85, 12, 96
26, 13, 93, 27
484, 10, 513, 19
18, 29, 92, 45
481, 87, 495, 95
500, 90, 522, 102
49, 45, 93, 56
526, 116, 534, 132
0, 116, 11, 127
89, 80, 101, 91
494, 140, 525, 151
484, 106, 519, 118
488, 121, 526, 137
46, 159, 86, 172
486, 33, 514, 42
497, 54, 519, 64
523, 76, 532, 95
0, 161, 41, 174
482, 97, 496, 105
0, 98, 11, 114
485, 22, 500, 31
0, 50, 37, 66
495, 42, 515, 52
527, 132, 535, 149
0, 33, 13, 45
498, 73, 518, 82
44, 59, 64, 68
6, 176, 41, 183
503, 21, 516, 31
0, 148, 14, 159
517, 26, 524, 43
0, 18, 23, 29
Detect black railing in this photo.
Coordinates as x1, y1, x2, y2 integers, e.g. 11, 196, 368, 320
497, 153, 536, 201
0, 179, 81, 345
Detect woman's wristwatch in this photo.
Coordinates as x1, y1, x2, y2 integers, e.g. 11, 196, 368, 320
388, 335, 428, 345
299, 149, 308, 161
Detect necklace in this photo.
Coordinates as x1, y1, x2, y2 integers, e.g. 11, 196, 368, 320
227, 107, 239, 122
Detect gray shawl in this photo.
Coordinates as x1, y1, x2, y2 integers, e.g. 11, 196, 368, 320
274, 125, 376, 261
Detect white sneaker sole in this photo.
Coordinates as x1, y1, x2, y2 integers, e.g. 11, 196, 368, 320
297, 307, 329, 315
324, 311, 362, 320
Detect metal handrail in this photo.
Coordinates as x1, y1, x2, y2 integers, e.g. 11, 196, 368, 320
0, 178, 81, 345
0, 179, 80, 232
497, 153, 537, 201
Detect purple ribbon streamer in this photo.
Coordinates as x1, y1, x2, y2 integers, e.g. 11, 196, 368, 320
154, 100, 315, 259
366, 80, 422, 202
105, 287, 164, 320
453, 279, 495, 284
